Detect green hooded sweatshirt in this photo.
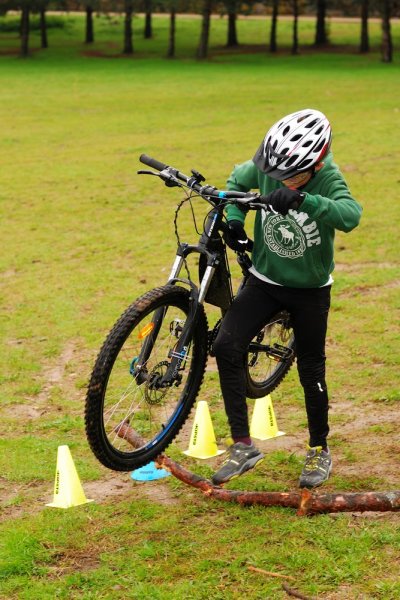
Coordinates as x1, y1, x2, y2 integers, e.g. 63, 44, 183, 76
225, 153, 362, 288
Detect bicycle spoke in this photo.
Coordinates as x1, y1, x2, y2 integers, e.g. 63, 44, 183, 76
101, 305, 192, 451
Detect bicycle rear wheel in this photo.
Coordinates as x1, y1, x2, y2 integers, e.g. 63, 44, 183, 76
85, 285, 208, 471
246, 311, 296, 399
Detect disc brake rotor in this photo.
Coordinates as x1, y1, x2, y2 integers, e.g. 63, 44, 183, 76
144, 361, 169, 405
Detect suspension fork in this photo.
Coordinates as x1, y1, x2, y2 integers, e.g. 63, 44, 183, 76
136, 205, 226, 387
156, 243, 220, 387
134, 242, 220, 388
133, 305, 168, 384
132, 244, 193, 382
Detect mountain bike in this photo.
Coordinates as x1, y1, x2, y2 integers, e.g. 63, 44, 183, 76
85, 155, 296, 471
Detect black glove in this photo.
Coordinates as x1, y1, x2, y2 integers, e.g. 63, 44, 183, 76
260, 188, 305, 216
223, 220, 253, 252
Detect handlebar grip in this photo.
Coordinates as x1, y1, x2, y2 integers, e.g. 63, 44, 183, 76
139, 154, 168, 172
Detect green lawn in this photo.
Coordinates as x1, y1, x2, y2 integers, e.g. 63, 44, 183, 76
0, 13, 399, 600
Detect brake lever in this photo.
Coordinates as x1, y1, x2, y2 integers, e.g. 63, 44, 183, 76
137, 169, 160, 176
233, 199, 267, 211
246, 202, 267, 210
137, 169, 181, 188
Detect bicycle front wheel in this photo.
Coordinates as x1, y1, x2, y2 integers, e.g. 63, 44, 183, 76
85, 285, 208, 471
246, 310, 296, 399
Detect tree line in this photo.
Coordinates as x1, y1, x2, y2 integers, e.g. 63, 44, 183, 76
0, 1, 398, 62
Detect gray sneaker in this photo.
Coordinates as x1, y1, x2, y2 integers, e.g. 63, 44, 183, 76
211, 442, 264, 486
299, 445, 332, 489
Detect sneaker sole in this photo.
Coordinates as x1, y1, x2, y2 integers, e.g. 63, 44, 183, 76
212, 454, 264, 486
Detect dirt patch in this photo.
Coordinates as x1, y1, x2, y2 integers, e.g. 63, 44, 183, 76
4, 404, 45, 420
136, 480, 180, 506
334, 261, 399, 273
0, 470, 179, 524
84, 472, 179, 506
0, 47, 40, 57
338, 279, 400, 299
1, 341, 79, 426
206, 356, 218, 372
82, 49, 134, 59
36, 341, 75, 402
45, 548, 101, 578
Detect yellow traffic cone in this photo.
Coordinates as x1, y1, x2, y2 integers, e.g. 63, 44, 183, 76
250, 394, 285, 441
46, 445, 94, 509
183, 401, 224, 459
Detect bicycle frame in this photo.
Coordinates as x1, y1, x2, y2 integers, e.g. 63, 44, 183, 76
133, 205, 232, 390
132, 154, 295, 389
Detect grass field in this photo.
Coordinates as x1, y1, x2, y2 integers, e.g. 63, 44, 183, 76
1, 13, 400, 600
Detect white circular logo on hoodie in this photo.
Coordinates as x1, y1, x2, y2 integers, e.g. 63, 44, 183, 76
263, 214, 306, 259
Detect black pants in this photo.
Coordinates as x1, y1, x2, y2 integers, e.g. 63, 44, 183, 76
212, 274, 331, 448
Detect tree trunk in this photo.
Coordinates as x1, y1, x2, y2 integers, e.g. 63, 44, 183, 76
226, 9, 238, 47
197, 0, 213, 60
269, 0, 279, 53
314, 0, 328, 46
123, 0, 134, 54
144, 0, 152, 39
291, 0, 299, 55
381, 0, 393, 63
167, 7, 176, 58
40, 8, 48, 49
20, 5, 30, 58
85, 5, 94, 44
360, 0, 369, 53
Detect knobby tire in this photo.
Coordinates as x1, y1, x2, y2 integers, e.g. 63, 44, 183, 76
245, 311, 296, 399
85, 285, 208, 471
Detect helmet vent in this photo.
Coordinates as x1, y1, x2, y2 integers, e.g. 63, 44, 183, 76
285, 155, 298, 167
303, 140, 313, 147
314, 140, 325, 153
315, 126, 324, 135
290, 134, 302, 141
298, 114, 310, 123
305, 119, 318, 128
283, 125, 290, 136
281, 148, 289, 155
300, 158, 313, 168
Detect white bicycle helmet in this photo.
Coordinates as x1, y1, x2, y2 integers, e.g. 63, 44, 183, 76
253, 108, 332, 181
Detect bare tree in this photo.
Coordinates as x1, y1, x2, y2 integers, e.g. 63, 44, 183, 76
20, 1, 30, 57
314, 0, 328, 46
270, 0, 279, 52
224, 0, 239, 47
291, 0, 299, 55
85, 4, 94, 44
123, 0, 134, 54
381, 0, 393, 62
167, 0, 176, 58
144, 0, 152, 39
38, 0, 48, 48
360, 0, 369, 53
197, 0, 213, 59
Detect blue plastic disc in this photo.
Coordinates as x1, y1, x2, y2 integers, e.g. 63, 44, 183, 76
130, 461, 170, 482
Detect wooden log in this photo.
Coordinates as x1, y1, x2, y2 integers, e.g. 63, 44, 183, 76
117, 422, 400, 516
297, 487, 400, 516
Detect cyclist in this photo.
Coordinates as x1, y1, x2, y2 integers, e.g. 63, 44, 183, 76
212, 108, 362, 488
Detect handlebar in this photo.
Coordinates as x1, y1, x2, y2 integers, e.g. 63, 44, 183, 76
140, 154, 169, 172
139, 153, 262, 208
